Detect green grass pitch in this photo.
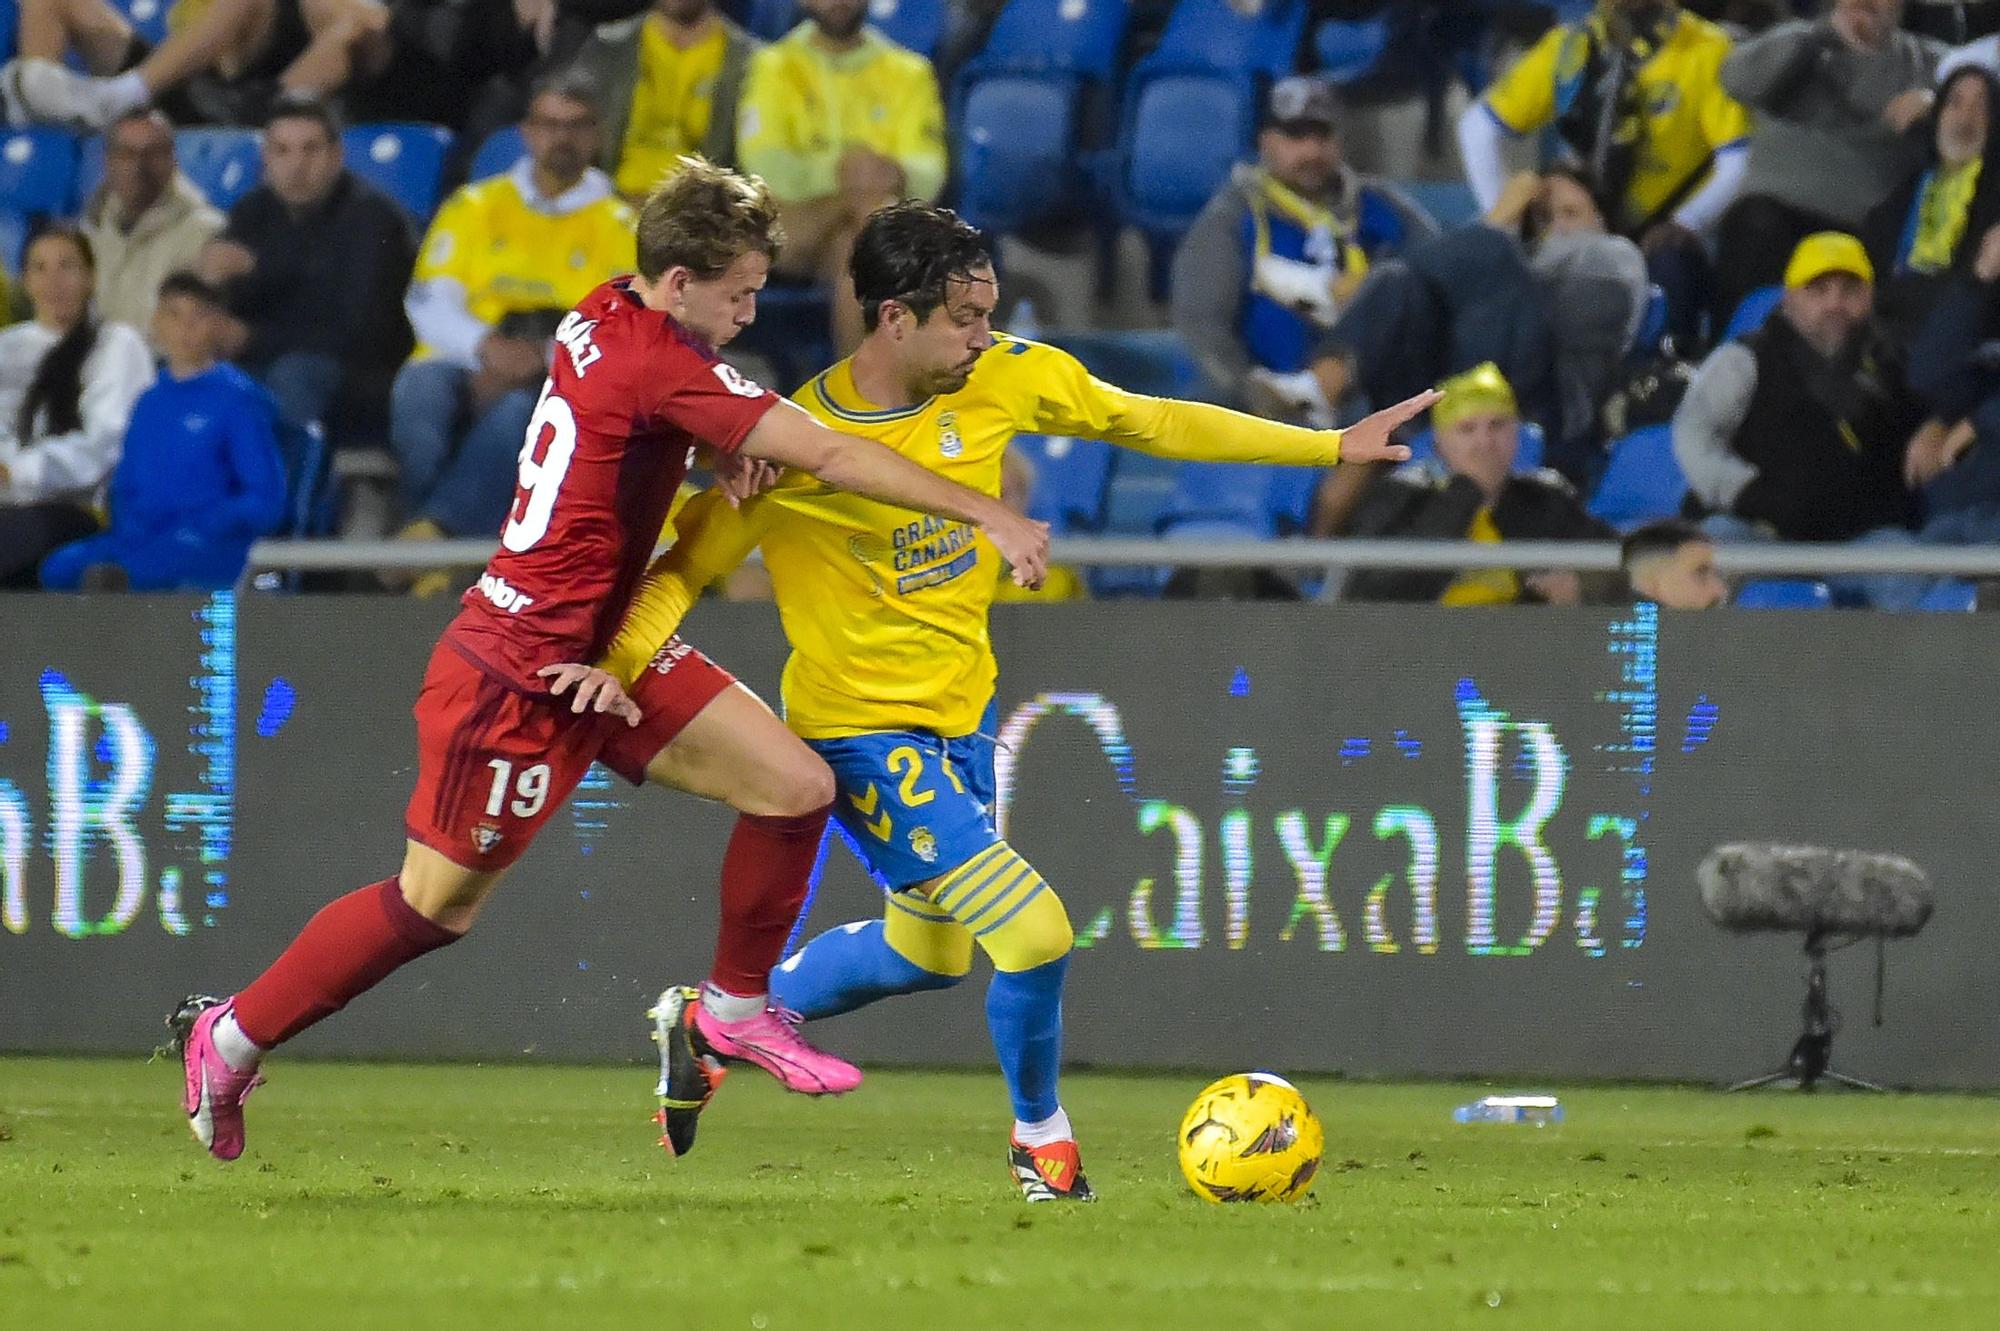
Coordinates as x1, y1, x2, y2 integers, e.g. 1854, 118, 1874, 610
3, 1057, 1998, 1329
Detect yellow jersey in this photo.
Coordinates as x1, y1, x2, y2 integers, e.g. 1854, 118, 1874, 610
410, 168, 637, 360
616, 19, 729, 198
735, 24, 947, 204
603, 336, 1346, 739
1482, 8, 1747, 232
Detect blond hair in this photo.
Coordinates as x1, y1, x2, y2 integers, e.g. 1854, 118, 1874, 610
635, 157, 785, 281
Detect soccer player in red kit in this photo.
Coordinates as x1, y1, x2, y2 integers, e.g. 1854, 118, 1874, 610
167, 158, 1052, 1161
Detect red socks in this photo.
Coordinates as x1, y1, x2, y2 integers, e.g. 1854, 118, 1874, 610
708, 805, 830, 996
232, 877, 461, 1049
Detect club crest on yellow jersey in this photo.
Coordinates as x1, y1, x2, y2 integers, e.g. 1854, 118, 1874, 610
938, 410, 963, 459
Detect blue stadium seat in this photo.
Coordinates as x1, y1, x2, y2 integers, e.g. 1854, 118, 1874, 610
1314, 16, 1388, 83
1734, 579, 1833, 610
1114, 67, 1256, 236
1724, 285, 1782, 340
73, 133, 107, 211
468, 125, 525, 183
1404, 420, 1546, 473
0, 209, 30, 277
0, 128, 81, 215
972, 0, 1127, 78
344, 123, 453, 220
1, 0, 16, 64
110, 0, 170, 44
1162, 462, 1285, 536
1014, 433, 1112, 532
1102, 448, 1178, 535
1398, 179, 1478, 227
1918, 578, 1979, 613
868, 0, 945, 58
1633, 283, 1668, 356
742, 0, 798, 40
1587, 424, 1686, 529
1150, 0, 1306, 78
1041, 329, 1206, 398
175, 128, 263, 209
954, 74, 1079, 233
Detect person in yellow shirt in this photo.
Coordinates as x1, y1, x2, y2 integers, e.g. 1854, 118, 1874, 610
389, 75, 637, 567
735, 0, 947, 348
1457, 0, 1749, 345
1343, 362, 1613, 605
569, 0, 763, 199
592, 202, 1435, 1201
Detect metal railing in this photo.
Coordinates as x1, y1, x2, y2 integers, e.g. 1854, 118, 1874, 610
244, 536, 2000, 578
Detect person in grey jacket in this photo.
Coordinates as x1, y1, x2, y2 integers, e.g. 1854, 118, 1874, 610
1169, 76, 1435, 426
563, 0, 759, 197
1714, 0, 1944, 324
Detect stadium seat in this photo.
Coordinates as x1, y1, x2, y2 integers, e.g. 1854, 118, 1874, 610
1404, 421, 1546, 473
1314, 16, 1388, 83
344, 123, 453, 220
110, 0, 170, 44
1161, 462, 1285, 537
1917, 578, 1979, 613
867, 0, 945, 58
73, 133, 107, 211
971, 0, 1127, 78
1, 0, 16, 64
1014, 433, 1112, 532
1043, 328, 1204, 399
953, 74, 1079, 234
175, 127, 262, 209
1149, 0, 1306, 78
1102, 447, 1179, 536
1398, 179, 1479, 227
0, 128, 81, 216
467, 126, 525, 183
1587, 425, 1686, 529
1724, 285, 1782, 341
740, 0, 798, 40
0, 209, 29, 277
1113, 67, 1256, 236
1734, 579, 1833, 610
1633, 284, 1668, 357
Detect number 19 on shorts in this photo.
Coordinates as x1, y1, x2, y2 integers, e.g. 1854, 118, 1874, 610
486, 760, 552, 819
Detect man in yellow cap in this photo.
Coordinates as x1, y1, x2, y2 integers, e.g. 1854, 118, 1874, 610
1344, 362, 1613, 604
1673, 230, 1951, 607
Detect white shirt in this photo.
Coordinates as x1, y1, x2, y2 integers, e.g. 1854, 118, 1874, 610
0, 319, 154, 505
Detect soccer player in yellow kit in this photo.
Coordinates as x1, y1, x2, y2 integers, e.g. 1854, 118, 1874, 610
596, 202, 1437, 1201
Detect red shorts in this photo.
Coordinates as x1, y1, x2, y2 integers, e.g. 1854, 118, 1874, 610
404, 636, 736, 870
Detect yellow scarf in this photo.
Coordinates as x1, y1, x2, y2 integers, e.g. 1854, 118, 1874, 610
1910, 158, 1983, 275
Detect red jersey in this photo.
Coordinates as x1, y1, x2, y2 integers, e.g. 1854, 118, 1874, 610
444, 279, 778, 691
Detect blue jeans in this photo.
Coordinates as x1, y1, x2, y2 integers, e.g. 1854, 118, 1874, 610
259, 351, 342, 432
1701, 514, 1935, 611
389, 360, 536, 538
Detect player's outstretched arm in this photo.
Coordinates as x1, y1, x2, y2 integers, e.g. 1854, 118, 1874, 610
742, 400, 1051, 589
597, 487, 768, 685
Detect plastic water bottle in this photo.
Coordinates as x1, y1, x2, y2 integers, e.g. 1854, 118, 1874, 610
1452, 1095, 1564, 1126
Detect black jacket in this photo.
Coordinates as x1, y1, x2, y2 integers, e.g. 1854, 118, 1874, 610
1343, 463, 1614, 603
221, 171, 416, 373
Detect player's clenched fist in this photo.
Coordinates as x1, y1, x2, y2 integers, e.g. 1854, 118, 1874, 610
538, 664, 644, 726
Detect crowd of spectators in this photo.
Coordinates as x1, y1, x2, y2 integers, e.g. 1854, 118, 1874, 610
7, 0, 2000, 606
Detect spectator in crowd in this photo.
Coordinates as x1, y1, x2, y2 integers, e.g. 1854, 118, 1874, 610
0, 226, 154, 588
1342, 363, 1615, 605
568, 0, 760, 198
1902, 221, 2000, 536
391, 76, 634, 577
1621, 518, 1729, 607
2, 0, 393, 129
1674, 231, 1949, 607
1715, 0, 1943, 329
1458, 0, 1749, 347
200, 94, 414, 435
41, 272, 285, 590
81, 108, 224, 337
1171, 75, 1438, 428
1861, 64, 2000, 341
736, 0, 946, 350
1304, 165, 1647, 532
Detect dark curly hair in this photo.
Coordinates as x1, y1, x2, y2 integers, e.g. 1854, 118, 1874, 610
849, 202, 992, 333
